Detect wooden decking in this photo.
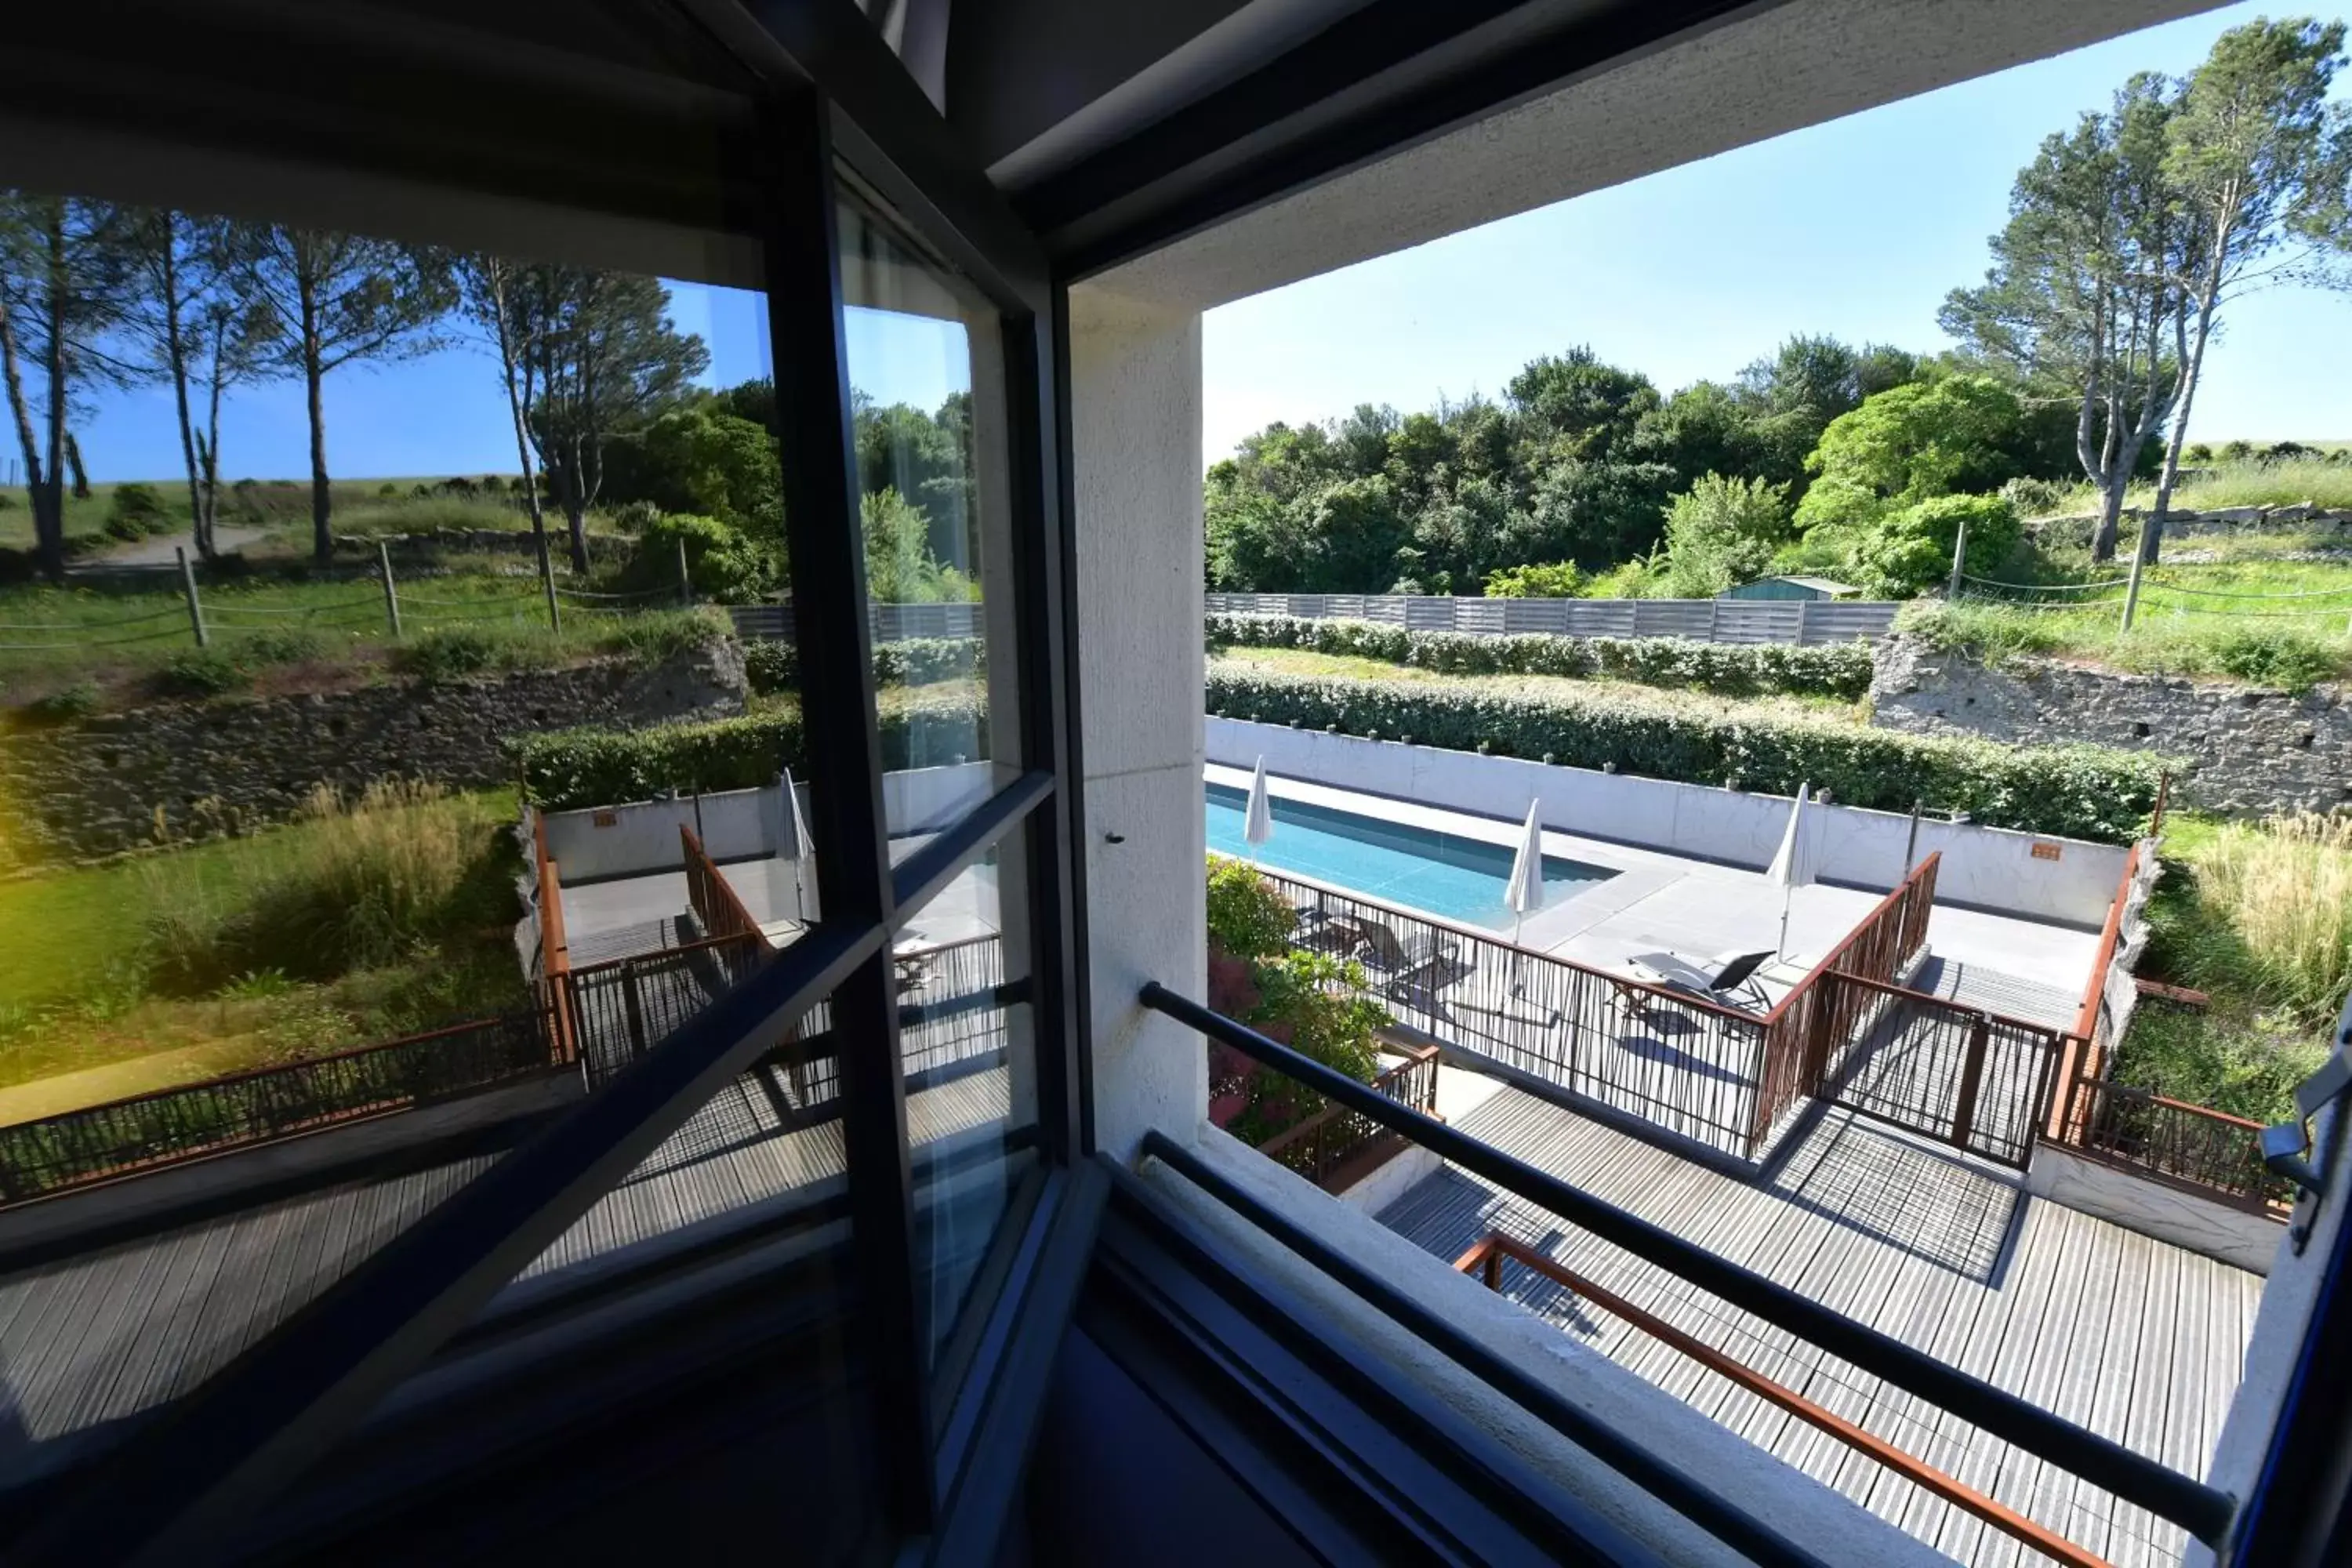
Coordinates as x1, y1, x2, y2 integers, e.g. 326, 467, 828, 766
1376, 1083, 2263, 1567
0, 1036, 1008, 1480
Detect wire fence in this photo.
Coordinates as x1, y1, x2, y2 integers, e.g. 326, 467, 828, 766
1955, 566, 2352, 630
0, 548, 693, 659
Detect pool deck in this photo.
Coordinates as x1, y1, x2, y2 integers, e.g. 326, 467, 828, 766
1203, 762, 2099, 998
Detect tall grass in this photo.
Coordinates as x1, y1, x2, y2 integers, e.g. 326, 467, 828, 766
2036, 457, 2352, 517
143, 780, 497, 991
2187, 815, 2352, 1023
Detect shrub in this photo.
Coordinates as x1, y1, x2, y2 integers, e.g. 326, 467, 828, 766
509, 688, 989, 809
394, 627, 500, 681
24, 681, 102, 721
742, 636, 982, 696
622, 511, 776, 603
2176, 815, 2352, 1024
102, 481, 172, 542
593, 607, 730, 668
2208, 627, 2336, 694
1207, 857, 1298, 960
1205, 614, 1876, 700
153, 648, 251, 699
1847, 493, 2020, 598
1483, 561, 1587, 598
1205, 665, 2170, 842
1998, 475, 2076, 519
231, 626, 327, 666
1658, 474, 1790, 598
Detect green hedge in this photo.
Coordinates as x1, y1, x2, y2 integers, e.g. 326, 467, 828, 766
1206, 614, 1875, 700
510, 689, 989, 809
742, 636, 983, 696
1207, 666, 2172, 844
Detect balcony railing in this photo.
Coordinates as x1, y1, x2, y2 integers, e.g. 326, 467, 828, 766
1252, 1042, 1439, 1192
0, 1011, 562, 1205
1238, 851, 1936, 1161
2060, 1075, 2295, 1216
1139, 980, 2234, 1554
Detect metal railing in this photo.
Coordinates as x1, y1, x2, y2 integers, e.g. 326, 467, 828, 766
1138, 982, 2234, 1548
1810, 970, 2065, 1169
726, 601, 982, 644
1452, 1231, 2114, 1568
682, 824, 769, 949
2060, 1076, 2295, 1216
1253, 1042, 1440, 1192
557, 935, 775, 1087
1203, 591, 1899, 645
0, 1011, 561, 1203
532, 809, 575, 1062
1243, 851, 1937, 1162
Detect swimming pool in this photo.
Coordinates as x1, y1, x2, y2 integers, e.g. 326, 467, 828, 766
1204, 782, 1616, 930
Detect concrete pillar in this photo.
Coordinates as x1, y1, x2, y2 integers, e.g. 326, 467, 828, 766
1069, 283, 1207, 1161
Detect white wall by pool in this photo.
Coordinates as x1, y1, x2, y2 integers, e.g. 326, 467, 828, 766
1207, 717, 2129, 930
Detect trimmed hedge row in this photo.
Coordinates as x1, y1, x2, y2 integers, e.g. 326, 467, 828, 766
742, 636, 983, 696
1206, 613, 1877, 701
510, 689, 989, 810
1207, 666, 2172, 844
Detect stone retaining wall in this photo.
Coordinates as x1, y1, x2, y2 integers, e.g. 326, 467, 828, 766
0, 643, 746, 861
1871, 634, 2349, 817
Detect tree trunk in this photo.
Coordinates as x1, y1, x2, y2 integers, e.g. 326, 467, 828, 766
2147, 262, 2225, 569
161, 224, 209, 559
563, 431, 590, 573
38, 206, 68, 583
0, 289, 47, 575
488, 272, 554, 590
199, 329, 226, 549
299, 262, 332, 564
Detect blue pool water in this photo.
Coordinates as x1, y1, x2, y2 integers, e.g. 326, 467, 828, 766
1204, 783, 1616, 930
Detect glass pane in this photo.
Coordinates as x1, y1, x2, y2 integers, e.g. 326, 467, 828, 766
0, 172, 868, 1519
891, 822, 1038, 1387
837, 193, 1023, 844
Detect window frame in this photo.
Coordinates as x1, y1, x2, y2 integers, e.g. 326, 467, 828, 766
18, 16, 1095, 1562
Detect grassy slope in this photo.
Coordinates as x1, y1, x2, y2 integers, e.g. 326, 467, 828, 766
2039, 456, 2352, 516
1210, 644, 1862, 722
0, 786, 528, 1107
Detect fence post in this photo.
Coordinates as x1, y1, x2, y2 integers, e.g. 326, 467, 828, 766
377, 540, 401, 637
1947, 516, 1968, 601
676, 536, 694, 608
2120, 530, 2147, 634
1950, 1013, 1991, 1152
175, 546, 207, 648
1795, 599, 1811, 644
536, 534, 562, 633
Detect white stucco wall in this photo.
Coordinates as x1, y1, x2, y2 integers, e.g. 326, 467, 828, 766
1070, 285, 1208, 1160
2026, 1142, 2282, 1276
1207, 717, 2129, 927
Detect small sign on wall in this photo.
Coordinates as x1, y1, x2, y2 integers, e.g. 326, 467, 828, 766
593, 808, 618, 828
2030, 841, 2063, 862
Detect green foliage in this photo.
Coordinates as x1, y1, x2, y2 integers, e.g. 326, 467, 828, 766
742, 635, 979, 696
143, 780, 510, 992
863, 487, 977, 603
101, 481, 172, 542
1206, 857, 1298, 960
623, 511, 777, 603
394, 627, 501, 681
2208, 626, 2338, 693
508, 688, 987, 809
1207, 614, 1874, 699
1846, 493, 2021, 597
153, 648, 251, 698
1205, 665, 2170, 842
619, 408, 782, 528
1481, 561, 1585, 598
1659, 474, 1791, 597
24, 681, 101, 722
1795, 376, 2027, 535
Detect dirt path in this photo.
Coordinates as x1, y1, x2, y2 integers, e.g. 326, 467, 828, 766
87, 524, 274, 568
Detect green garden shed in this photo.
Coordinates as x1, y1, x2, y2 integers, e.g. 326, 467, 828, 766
1717, 575, 1862, 601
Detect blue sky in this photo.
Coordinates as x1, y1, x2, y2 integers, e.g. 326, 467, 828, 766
1203, 2, 2352, 466
45, 2, 2349, 487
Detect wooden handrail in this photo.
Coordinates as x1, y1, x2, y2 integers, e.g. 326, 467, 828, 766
1253, 1046, 1442, 1161
2052, 843, 2142, 1141
681, 823, 771, 951
1758, 851, 1940, 1028
2074, 1075, 2269, 1134
537, 833, 574, 1063
1454, 1232, 2114, 1568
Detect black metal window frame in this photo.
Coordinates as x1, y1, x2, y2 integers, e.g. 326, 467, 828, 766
19, 14, 1099, 1564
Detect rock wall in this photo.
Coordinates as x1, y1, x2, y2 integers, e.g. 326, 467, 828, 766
1871, 634, 2349, 818
0, 643, 746, 861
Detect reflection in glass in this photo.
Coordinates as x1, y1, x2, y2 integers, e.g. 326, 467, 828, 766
837, 195, 1022, 842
